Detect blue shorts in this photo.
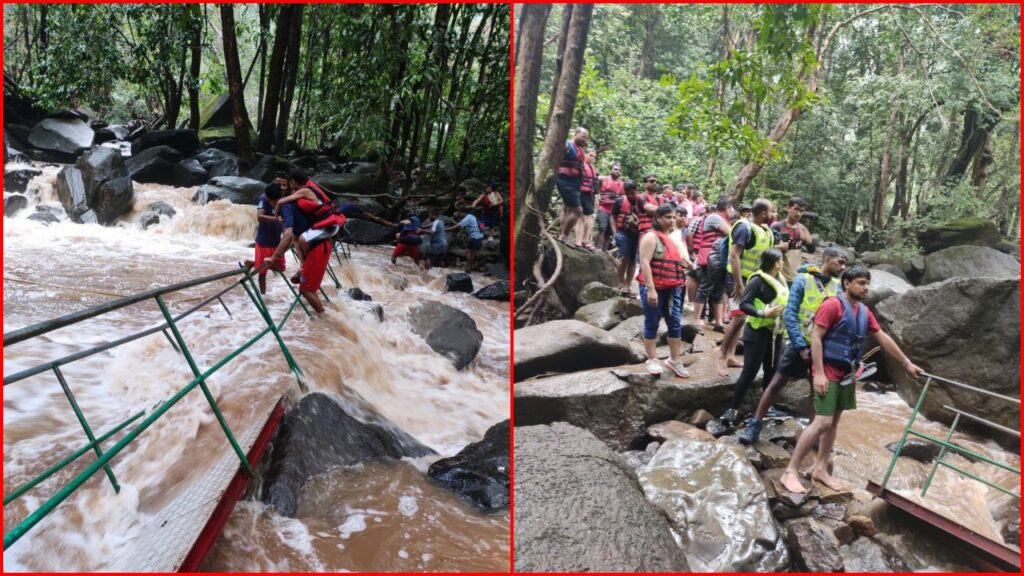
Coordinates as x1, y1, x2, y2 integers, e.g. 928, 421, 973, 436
481, 210, 500, 229
467, 237, 483, 251
639, 285, 683, 340
614, 231, 639, 263
557, 182, 582, 209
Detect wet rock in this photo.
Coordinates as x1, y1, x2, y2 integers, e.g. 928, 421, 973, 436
819, 516, 855, 545
646, 420, 715, 443
76, 147, 134, 224
760, 418, 804, 446
873, 263, 908, 281
126, 145, 183, 185
55, 166, 91, 222
445, 272, 474, 293
139, 201, 177, 229
816, 482, 854, 505
840, 536, 911, 572
922, 245, 1019, 285
761, 468, 818, 509
130, 129, 199, 157
195, 148, 240, 178
638, 437, 789, 571
514, 423, 688, 572
28, 211, 60, 225
918, 217, 1002, 254
28, 117, 94, 158
811, 502, 848, 522
4, 193, 28, 216
573, 297, 643, 330
846, 514, 878, 537
345, 287, 373, 301
514, 369, 637, 451
513, 320, 633, 382
541, 241, 619, 316
473, 280, 510, 301
886, 439, 941, 463
608, 314, 693, 346
28, 205, 63, 224
428, 420, 509, 511
705, 418, 733, 438
863, 380, 896, 393
93, 124, 129, 143
577, 281, 619, 307
262, 393, 435, 517
688, 408, 715, 428
344, 218, 394, 245
192, 176, 265, 205
772, 500, 817, 520
750, 439, 791, 469
877, 277, 1020, 439
785, 517, 844, 572
4, 167, 40, 193
864, 268, 913, 311
407, 300, 482, 370
313, 172, 376, 195
172, 158, 209, 187
245, 154, 292, 182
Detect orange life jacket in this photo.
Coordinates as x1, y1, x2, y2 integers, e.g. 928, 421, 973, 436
636, 230, 686, 289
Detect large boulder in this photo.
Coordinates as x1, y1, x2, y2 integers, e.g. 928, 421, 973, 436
75, 147, 134, 224
876, 278, 1020, 434
139, 201, 177, 229
344, 218, 395, 245
4, 193, 28, 216
194, 148, 239, 178
28, 117, 94, 158
785, 518, 844, 572
918, 217, 1002, 254
54, 166, 91, 223
130, 129, 199, 157
513, 319, 633, 382
577, 281, 619, 307
261, 393, 435, 517
573, 297, 643, 330
445, 272, 474, 293
427, 419, 509, 510
172, 158, 209, 187
313, 172, 376, 195
840, 536, 911, 572
407, 300, 483, 370
540, 242, 619, 316
244, 154, 292, 183
637, 438, 789, 571
125, 145, 183, 185
4, 167, 41, 193
93, 124, 130, 143
864, 268, 913, 311
514, 423, 689, 572
192, 176, 265, 205
921, 245, 1019, 285
473, 280, 511, 302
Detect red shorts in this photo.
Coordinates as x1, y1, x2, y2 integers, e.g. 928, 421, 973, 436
300, 240, 332, 293
254, 243, 285, 275
392, 243, 420, 262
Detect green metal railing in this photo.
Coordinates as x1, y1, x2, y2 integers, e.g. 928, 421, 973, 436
880, 371, 1020, 500
2, 265, 313, 551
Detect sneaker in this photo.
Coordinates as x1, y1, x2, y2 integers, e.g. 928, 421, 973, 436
738, 419, 762, 445
721, 408, 738, 426
645, 359, 664, 375
663, 359, 690, 378
290, 271, 303, 284
765, 406, 790, 420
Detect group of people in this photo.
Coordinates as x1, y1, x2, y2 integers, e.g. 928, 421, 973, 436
247, 169, 505, 313
559, 126, 924, 494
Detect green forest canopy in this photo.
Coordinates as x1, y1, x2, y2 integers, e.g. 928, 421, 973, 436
3, 3, 510, 182
534, 4, 1020, 250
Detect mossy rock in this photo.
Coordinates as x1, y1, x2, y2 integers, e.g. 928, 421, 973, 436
917, 217, 1002, 254
199, 124, 257, 144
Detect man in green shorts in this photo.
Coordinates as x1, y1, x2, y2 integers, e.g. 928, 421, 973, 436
780, 265, 922, 494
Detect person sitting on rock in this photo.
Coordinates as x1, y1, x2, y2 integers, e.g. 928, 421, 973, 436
738, 246, 848, 445
720, 248, 787, 427
637, 203, 690, 378
780, 266, 922, 494
447, 207, 485, 273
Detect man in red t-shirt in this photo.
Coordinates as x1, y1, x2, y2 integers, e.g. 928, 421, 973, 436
595, 163, 624, 250
780, 266, 922, 494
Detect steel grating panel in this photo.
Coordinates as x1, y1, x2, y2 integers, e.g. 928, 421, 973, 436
124, 397, 281, 572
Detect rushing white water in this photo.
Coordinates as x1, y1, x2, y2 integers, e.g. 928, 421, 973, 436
3, 170, 510, 571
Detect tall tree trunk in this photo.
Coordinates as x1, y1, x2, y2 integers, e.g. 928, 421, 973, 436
275, 5, 304, 153
188, 5, 202, 131
944, 108, 999, 184
874, 107, 899, 228
385, 7, 415, 178
417, 4, 454, 175
220, 4, 253, 165
546, 5, 573, 127
637, 6, 661, 79
257, 6, 294, 153
257, 4, 269, 127
512, 4, 552, 224
514, 4, 593, 289
20, 5, 32, 84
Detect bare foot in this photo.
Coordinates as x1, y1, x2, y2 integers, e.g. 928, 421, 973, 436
811, 468, 848, 491
727, 356, 743, 368
780, 470, 807, 494
717, 356, 730, 377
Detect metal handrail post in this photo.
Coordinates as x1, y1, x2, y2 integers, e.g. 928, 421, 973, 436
53, 366, 120, 494
271, 269, 312, 318
240, 271, 304, 380
880, 376, 932, 491
921, 412, 960, 498
154, 296, 253, 476
3, 410, 145, 506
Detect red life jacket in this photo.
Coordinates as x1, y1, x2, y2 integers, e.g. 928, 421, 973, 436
557, 142, 583, 179
615, 195, 639, 230
598, 176, 624, 212
694, 212, 729, 266
295, 180, 347, 230
636, 193, 660, 232
579, 162, 596, 194
636, 230, 686, 289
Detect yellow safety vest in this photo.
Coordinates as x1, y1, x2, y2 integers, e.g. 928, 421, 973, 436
797, 272, 841, 341
727, 220, 773, 280
746, 270, 790, 333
